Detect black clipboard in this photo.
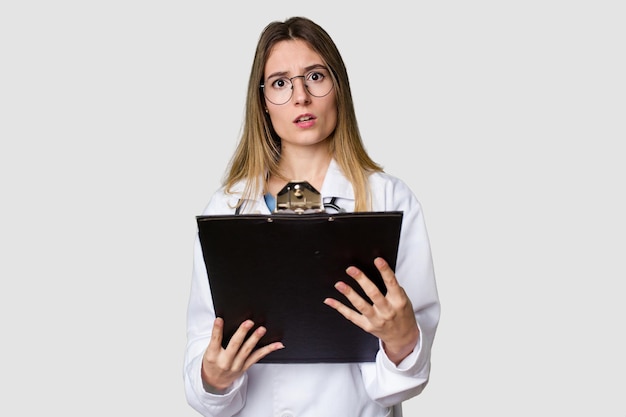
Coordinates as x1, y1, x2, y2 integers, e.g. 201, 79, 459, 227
196, 211, 403, 363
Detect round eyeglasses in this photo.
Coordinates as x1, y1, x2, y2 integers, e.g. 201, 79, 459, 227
261, 68, 334, 105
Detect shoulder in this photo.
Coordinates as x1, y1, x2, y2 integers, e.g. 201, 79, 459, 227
200, 179, 268, 215
200, 184, 243, 215
368, 171, 423, 212
369, 170, 416, 199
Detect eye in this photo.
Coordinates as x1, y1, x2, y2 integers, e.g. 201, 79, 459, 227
306, 71, 325, 83
271, 78, 290, 89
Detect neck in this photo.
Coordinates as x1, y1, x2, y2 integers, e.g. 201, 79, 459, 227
268, 149, 332, 195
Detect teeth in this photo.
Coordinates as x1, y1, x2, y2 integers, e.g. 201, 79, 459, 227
298, 116, 311, 122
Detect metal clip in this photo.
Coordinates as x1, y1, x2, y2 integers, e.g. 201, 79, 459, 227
274, 181, 324, 214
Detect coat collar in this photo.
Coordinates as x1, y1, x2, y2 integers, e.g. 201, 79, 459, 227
320, 158, 354, 201
229, 158, 355, 207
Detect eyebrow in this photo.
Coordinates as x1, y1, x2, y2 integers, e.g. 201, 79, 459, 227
265, 64, 328, 80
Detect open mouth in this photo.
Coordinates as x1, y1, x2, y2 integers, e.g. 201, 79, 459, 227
294, 114, 315, 123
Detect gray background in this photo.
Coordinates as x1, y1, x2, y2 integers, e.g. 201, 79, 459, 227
1, 1, 624, 415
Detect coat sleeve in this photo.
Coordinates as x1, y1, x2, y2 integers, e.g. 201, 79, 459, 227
183, 193, 249, 417
360, 176, 441, 406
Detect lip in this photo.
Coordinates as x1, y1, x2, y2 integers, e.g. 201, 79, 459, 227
293, 113, 316, 125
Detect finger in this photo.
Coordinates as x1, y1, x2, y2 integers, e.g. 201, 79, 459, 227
231, 325, 268, 371
373, 257, 414, 310
374, 257, 400, 292
332, 280, 375, 316
206, 317, 225, 358
223, 319, 255, 356
323, 296, 369, 331
242, 341, 285, 370
345, 265, 387, 306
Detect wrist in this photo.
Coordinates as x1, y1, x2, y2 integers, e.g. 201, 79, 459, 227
383, 327, 419, 365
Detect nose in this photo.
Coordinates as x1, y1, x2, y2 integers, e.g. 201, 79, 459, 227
290, 76, 311, 105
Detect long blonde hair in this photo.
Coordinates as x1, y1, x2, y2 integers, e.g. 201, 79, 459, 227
223, 16, 382, 211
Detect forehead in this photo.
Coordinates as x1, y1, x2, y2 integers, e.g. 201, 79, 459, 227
265, 39, 324, 75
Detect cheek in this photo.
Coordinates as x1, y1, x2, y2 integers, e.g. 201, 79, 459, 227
267, 111, 290, 137
330, 105, 339, 127
324, 102, 338, 130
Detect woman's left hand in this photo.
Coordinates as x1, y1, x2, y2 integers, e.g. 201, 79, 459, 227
324, 257, 419, 365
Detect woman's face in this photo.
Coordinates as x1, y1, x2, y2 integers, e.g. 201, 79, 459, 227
263, 39, 337, 150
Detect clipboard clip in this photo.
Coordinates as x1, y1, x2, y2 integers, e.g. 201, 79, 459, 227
275, 181, 325, 214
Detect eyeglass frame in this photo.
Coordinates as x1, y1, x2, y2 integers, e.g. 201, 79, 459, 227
259, 69, 334, 105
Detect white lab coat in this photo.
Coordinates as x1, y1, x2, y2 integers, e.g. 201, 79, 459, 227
184, 159, 440, 417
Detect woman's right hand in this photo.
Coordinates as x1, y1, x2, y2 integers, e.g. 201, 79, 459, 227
201, 317, 284, 392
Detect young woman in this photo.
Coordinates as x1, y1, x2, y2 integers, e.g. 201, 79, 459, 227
184, 16, 440, 417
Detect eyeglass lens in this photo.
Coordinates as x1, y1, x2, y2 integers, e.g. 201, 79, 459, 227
262, 69, 333, 105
